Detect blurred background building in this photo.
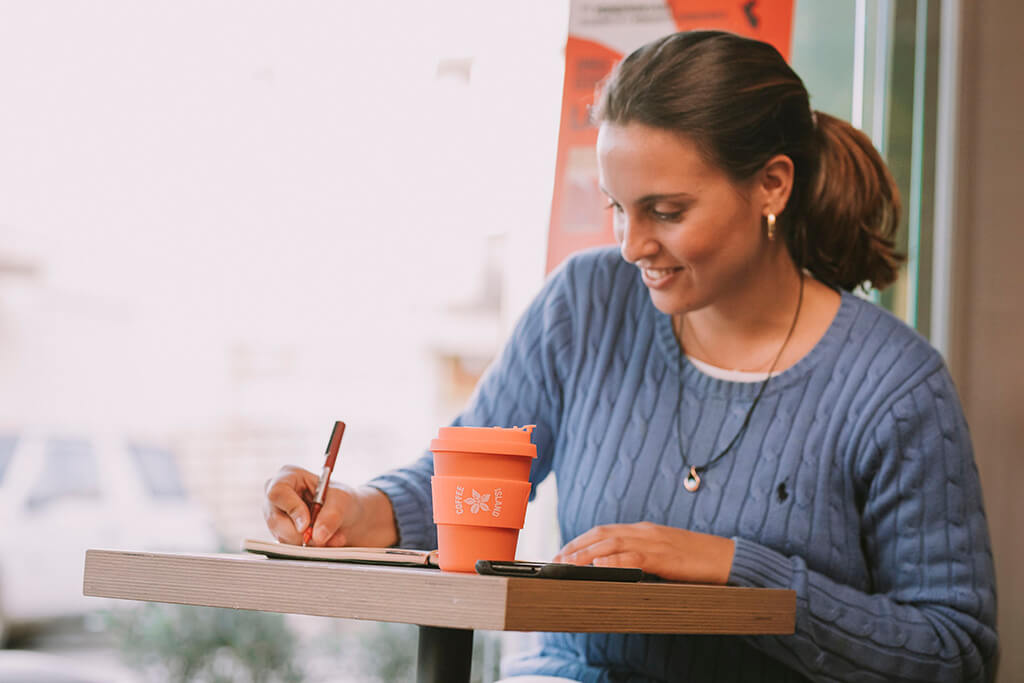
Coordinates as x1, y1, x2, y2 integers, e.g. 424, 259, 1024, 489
0, 0, 1021, 681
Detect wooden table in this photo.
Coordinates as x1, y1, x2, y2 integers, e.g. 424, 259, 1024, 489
83, 549, 796, 682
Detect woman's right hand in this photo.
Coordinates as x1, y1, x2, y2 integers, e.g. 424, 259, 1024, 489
262, 465, 399, 548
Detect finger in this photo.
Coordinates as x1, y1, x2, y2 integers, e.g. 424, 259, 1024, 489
592, 551, 645, 569
555, 527, 609, 560
271, 465, 320, 498
265, 468, 318, 533
555, 524, 638, 561
560, 535, 631, 566
265, 507, 305, 545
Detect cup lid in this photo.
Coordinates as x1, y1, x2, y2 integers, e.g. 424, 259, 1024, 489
430, 425, 537, 458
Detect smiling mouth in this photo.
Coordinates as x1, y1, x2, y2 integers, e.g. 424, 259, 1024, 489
642, 266, 682, 279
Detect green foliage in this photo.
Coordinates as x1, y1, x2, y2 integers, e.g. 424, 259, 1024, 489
306, 620, 502, 682
106, 604, 504, 682
106, 603, 303, 683
471, 630, 503, 683
353, 622, 417, 682
345, 622, 502, 683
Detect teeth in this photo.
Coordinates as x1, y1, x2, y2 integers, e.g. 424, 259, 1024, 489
644, 267, 677, 279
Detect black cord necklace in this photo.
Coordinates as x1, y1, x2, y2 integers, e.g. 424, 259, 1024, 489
675, 275, 804, 492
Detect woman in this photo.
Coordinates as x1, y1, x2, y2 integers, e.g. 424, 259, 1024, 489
263, 31, 998, 682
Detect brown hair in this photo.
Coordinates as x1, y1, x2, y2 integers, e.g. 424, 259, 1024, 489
592, 31, 903, 291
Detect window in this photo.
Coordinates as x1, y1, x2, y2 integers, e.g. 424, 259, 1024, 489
25, 437, 102, 510
0, 434, 17, 484
792, 0, 942, 335
127, 443, 187, 499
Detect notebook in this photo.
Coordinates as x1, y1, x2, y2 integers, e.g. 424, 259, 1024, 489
241, 538, 439, 567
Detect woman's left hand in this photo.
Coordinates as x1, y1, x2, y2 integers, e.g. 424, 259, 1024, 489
552, 522, 736, 584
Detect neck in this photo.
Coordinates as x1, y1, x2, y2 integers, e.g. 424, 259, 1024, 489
676, 258, 805, 372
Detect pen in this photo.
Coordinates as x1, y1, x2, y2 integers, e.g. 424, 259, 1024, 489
302, 420, 346, 546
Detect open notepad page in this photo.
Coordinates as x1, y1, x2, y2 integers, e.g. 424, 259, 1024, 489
242, 538, 439, 567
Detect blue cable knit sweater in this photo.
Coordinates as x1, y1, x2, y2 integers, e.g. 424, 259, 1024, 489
369, 247, 998, 682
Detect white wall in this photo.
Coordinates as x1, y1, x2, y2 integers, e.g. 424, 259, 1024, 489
953, 2, 1024, 680
0, 0, 567, 541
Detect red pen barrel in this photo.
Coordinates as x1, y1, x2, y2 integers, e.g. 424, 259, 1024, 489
303, 420, 346, 547
325, 421, 345, 470
302, 502, 323, 546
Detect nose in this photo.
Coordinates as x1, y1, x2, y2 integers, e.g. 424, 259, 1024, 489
617, 214, 658, 264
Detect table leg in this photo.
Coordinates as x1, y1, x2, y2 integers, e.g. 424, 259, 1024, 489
416, 625, 474, 683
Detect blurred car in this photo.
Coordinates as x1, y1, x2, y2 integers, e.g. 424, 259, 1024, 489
0, 650, 137, 682
0, 431, 218, 644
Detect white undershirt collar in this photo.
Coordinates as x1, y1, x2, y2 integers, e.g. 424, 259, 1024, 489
686, 355, 771, 383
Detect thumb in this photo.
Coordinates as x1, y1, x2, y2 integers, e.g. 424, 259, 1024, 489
310, 485, 358, 546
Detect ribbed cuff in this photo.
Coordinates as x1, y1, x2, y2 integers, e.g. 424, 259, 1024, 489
365, 475, 436, 551
728, 536, 796, 589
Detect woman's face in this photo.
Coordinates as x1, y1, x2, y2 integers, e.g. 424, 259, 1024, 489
597, 122, 768, 316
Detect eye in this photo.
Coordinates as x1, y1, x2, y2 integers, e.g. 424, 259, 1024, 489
652, 210, 682, 221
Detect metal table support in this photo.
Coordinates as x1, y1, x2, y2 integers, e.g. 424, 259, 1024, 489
416, 625, 474, 683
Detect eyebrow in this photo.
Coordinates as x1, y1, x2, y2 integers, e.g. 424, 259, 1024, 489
600, 188, 696, 204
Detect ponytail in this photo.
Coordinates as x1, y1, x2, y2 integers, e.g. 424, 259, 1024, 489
792, 111, 904, 291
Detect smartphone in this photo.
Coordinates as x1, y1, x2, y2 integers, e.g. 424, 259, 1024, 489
475, 560, 644, 582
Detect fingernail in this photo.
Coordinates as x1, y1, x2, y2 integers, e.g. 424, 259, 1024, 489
313, 525, 328, 545
293, 516, 306, 532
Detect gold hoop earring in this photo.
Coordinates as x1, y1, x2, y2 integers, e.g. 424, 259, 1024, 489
766, 213, 777, 241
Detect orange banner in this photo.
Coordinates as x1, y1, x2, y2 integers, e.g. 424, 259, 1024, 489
545, 0, 795, 273
666, 0, 793, 42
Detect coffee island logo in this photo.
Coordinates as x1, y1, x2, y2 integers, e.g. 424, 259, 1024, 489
454, 484, 504, 518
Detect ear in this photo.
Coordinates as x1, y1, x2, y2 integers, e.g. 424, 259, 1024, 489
756, 154, 795, 216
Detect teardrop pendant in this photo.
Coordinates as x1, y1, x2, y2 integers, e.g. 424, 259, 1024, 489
683, 466, 701, 492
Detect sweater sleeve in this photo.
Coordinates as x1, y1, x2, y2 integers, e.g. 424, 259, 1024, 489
728, 366, 998, 682
366, 260, 577, 551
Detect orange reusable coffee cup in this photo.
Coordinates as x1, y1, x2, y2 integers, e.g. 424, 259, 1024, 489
430, 425, 537, 481
431, 475, 532, 572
